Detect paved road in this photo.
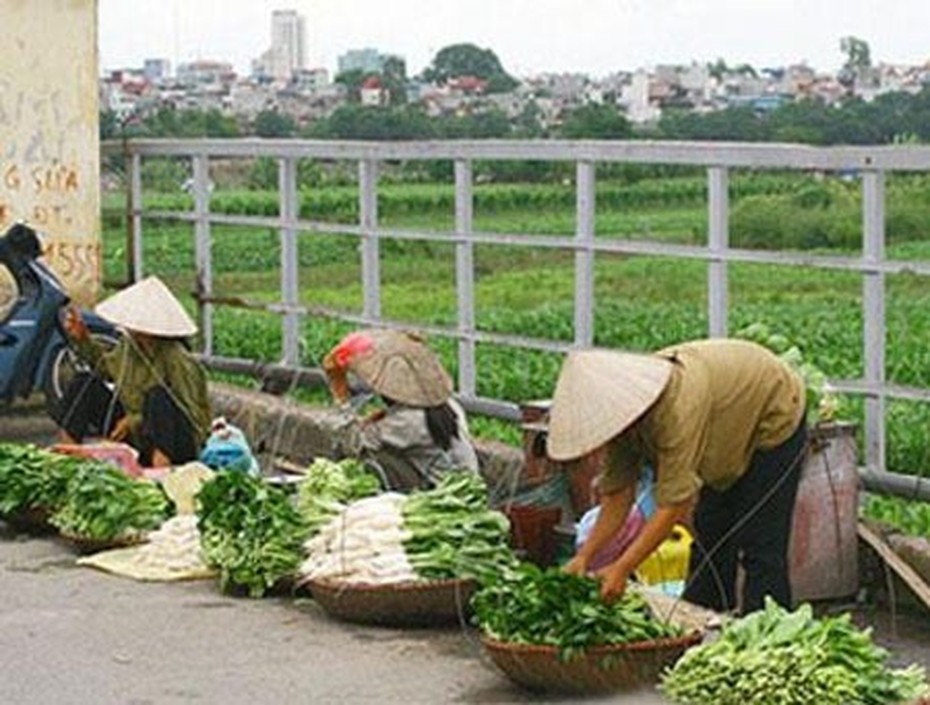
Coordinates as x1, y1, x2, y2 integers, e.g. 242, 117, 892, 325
0, 400, 667, 705
0, 530, 672, 705
4, 398, 930, 704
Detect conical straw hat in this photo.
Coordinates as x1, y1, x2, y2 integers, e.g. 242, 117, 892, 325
95, 276, 197, 337
340, 329, 452, 407
547, 349, 673, 461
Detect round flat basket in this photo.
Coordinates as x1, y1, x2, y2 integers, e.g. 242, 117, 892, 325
59, 530, 148, 555
481, 631, 703, 694
304, 577, 477, 627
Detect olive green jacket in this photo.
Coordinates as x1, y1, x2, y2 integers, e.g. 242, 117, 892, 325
75, 335, 211, 447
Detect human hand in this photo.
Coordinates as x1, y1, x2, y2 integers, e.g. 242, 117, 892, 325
323, 352, 351, 403
63, 305, 89, 341
595, 562, 630, 603
361, 408, 387, 426
108, 416, 132, 442
562, 553, 589, 577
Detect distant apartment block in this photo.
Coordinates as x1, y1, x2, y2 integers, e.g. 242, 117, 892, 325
289, 67, 329, 92
176, 60, 235, 87
143, 58, 170, 82
337, 48, 387, 75
254, 9, 306, 81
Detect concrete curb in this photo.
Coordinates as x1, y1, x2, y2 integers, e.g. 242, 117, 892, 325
208, 383, 526, 501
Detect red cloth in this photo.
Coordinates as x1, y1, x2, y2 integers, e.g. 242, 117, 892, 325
51, 442, 144, 477
331, 332, 375, 369
586, 506, 646, 571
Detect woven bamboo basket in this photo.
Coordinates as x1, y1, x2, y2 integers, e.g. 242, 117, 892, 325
481, 630, 703, 694
4, 506, 55, 534
303, 577, 477, 627
59, 530, 148, 555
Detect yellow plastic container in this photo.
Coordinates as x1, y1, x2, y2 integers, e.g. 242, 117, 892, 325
635, 525, 693, 585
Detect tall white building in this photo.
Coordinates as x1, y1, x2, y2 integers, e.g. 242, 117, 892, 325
255, 9, 306, 81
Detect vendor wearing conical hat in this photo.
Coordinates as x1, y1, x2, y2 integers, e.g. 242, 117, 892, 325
323, 329, 478, 491
549, 338, 806, 614
52, 276, 211, 468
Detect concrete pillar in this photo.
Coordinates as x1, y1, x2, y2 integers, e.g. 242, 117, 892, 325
0, 0, 100, 304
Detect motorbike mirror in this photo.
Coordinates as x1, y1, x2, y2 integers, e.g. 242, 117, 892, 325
6, 222, 42, 260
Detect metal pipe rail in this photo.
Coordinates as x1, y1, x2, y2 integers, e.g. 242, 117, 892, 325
101, 138, 930, 476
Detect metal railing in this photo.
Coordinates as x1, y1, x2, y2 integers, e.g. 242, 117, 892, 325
102, 138, 930, 477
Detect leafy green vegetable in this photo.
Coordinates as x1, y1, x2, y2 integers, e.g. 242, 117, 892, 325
862, 493, 930, 538
661, 598, 929, 705
295, 457, 382, 534
50, 462, 170, 541
472, 563, 681, 660
197, 471, 306, 598
0, 443, 83, 516
736, 322, 844, 424
401, 473, 515, 583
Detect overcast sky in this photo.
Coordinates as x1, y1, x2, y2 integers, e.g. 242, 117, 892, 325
99, 0, 930, 78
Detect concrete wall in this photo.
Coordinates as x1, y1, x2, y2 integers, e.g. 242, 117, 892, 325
208, 384, 526, 505
0, 0, 100, 304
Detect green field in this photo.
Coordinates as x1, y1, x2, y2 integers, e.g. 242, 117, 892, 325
99, 174, 930, 475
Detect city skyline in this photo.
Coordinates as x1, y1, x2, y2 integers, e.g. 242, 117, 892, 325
100, 0, 930, 79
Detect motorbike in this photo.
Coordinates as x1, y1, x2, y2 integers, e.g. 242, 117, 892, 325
0, 222, 119, 413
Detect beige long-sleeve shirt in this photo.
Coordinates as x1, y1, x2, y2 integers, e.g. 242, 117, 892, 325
600, 339, 805, 505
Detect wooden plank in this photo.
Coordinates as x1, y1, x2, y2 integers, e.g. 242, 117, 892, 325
857, 521, 930, 612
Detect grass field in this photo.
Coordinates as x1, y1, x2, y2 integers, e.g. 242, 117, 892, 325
99, 180, 930, 475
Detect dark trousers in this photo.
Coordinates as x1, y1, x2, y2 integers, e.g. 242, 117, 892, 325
51, 372, 199, 466
682, 420, 808, 614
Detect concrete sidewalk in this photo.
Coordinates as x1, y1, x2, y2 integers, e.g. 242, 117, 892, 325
0, 398, 663, 704
0, 396, 58, 446
0, 529, 674, 705
4, 396, 930, 704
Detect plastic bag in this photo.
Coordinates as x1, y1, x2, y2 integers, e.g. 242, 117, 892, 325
199, 417, 260, 476
575, 466, 656, 570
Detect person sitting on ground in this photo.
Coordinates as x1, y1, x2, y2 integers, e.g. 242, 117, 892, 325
323, 329, 479, 492
51, 276, 211, 468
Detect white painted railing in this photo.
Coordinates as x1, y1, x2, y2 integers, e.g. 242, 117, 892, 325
102, 138, 930, 476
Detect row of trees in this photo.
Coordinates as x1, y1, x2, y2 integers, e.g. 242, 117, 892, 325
657, 89, 930, 145
335, 43, 518, 103
108, 84, 930, 146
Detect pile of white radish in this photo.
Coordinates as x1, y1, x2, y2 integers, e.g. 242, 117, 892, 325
298, 492, 419, 585
131, 515, 209, 573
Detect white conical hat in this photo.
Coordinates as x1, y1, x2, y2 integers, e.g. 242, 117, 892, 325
547, 349, 673, 461
95, 276, 197, 337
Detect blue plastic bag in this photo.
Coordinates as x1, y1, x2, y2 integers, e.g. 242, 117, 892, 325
199, 417, 260, 476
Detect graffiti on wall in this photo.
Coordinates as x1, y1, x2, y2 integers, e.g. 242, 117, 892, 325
0, 1, 100, 304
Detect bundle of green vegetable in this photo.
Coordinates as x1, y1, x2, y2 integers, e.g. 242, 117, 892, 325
50, 462, 171, 541
299, 473, 514, 586
197, 471, 306, 597
737, 322, 842, 424
0, 443, 79, 517
863, 493, 930, 538
402, 473, 515, 583
660, 598, 928, 705
295, 456, 382, 534
472, 563, 682, 660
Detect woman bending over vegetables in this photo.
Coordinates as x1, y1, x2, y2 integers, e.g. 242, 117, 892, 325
323, 329, 479, 492
548, 339, 807, 614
